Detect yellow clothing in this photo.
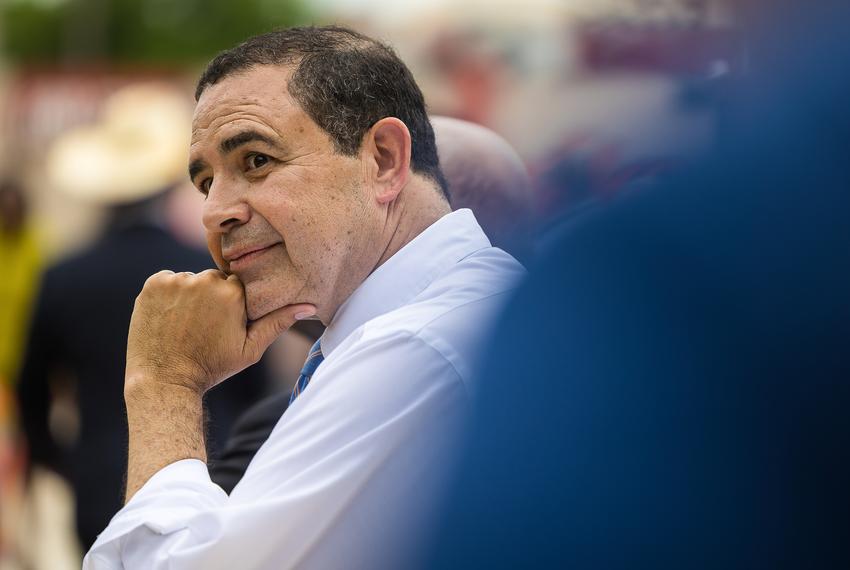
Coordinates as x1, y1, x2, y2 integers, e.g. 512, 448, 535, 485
0, 222, 42, 386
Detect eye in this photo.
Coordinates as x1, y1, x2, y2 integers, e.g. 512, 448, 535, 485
198, 178, 212, 196
246, 153, 270, 170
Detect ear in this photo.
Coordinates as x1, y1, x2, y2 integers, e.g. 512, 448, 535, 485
362, 117, 411, 204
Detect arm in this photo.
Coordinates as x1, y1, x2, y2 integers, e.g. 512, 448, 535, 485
124, 382, 205, 501
85, 330, 468, 569
121, 269, 315, 501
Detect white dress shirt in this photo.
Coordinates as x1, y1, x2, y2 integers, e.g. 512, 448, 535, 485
84, 209, 525, 569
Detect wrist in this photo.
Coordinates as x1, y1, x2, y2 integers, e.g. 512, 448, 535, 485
123, 375, 207, 503
125, 373, 205, 404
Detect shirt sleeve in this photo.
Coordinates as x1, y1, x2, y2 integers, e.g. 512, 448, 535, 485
83, 332, 467, 570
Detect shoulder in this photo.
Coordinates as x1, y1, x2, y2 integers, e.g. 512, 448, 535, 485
337, 246, 525, 388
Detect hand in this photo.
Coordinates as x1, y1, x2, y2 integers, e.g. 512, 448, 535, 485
125, 269, 315, 396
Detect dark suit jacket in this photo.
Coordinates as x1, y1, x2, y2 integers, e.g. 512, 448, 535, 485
208, 391, 290, 494
17, 222, 270, 549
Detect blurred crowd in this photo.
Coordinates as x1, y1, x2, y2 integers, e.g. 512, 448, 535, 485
1, 0, 848, 568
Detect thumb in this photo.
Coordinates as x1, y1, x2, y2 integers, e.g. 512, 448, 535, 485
244, 304, 317, 362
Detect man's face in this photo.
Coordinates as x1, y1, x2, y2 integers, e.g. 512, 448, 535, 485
190, 65, 380, 322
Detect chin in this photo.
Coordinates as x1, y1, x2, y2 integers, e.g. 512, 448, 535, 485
243, 274, 313, 322
246, 304, 266, 322
244, 283, 281, 321
245, 296, 283, 322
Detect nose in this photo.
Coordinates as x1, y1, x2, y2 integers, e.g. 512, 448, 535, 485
202, 177, 251, 233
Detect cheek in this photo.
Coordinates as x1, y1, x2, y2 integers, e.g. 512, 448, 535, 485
206, 232, 229, 273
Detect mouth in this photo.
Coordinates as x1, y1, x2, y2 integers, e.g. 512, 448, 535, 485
225, 242, 281, 271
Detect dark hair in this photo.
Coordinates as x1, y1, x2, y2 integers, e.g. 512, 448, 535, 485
196, 25, 449, 199
0, 178, 27, 233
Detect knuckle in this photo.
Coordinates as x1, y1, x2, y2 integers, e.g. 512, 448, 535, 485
145, 270, 174, 287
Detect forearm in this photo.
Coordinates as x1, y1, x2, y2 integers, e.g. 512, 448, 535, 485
119, 269, 314, 503
124, 378, 206, 502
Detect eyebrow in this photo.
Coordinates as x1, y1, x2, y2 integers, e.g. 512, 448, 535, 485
188, 130, 283, 182
188, 159, 206, 183
220, 130, 282, 154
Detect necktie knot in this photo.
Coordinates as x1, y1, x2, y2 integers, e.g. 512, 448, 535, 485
290, 339, 324, 404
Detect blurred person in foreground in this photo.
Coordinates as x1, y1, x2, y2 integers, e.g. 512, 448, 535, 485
84, 26, 524, 569
427, 1, 850, 568
209, 115, 534, 493
16, 84, 269, 551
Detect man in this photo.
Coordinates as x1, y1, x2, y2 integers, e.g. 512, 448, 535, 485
84, 26, 524, 569
208, 116, 534, 493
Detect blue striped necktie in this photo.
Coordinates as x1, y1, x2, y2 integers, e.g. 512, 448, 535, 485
289, 339, 324, 405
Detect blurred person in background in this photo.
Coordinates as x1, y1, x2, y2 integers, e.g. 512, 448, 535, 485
0, 178, 41, 570
0, 179, 42, 387
15, 83, 270, 552
0, 178, 42, 565
210, 115, 534, 493
84, 26, 525, 569
432, 116, 534, 264
427, 0, 850, 568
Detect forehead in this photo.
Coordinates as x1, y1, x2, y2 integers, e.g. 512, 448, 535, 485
191, 64, 305, 144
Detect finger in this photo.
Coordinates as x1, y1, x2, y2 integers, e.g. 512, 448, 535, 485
149, 269, 175, 280
224, 273, 244, 296
143, 269, 176, 289
198, 268, 227, 280
244, 303, 317, 361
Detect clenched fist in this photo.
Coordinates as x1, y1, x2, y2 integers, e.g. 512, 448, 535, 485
125, 269, 315, 396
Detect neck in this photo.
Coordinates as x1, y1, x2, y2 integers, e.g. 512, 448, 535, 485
375, 177, 451, 269
319, 177, 450, 326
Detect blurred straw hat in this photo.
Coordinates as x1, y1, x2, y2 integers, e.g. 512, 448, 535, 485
46, 83, 193, 205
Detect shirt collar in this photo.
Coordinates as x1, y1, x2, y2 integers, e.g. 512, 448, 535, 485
321, 208, 490, 356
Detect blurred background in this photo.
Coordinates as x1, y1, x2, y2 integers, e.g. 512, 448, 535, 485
0, 1, 745, 568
